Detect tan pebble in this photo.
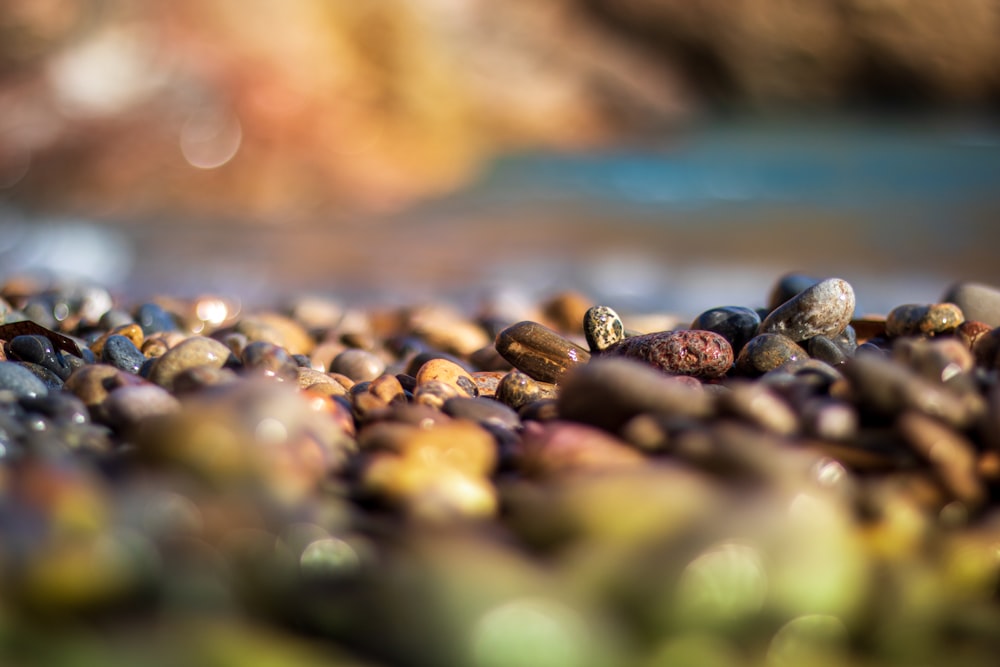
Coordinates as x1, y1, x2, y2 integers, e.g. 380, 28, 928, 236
886, 303, 964, 338
496, 370, 557, 410
300, 389, 355, 436
329, 349, 385, 382
148, 336, 232, 391
414, 379, 460, 410
297, 368, 347, 394
236, 313, 314, 356
141, 338, 169, 359
64, 364, 140, 411
415, 358, 477, 398
540, 290, 592, 335
309, 340, 346, 372
370, 374, 406, 405
327, 372, 355, 391
407, 304, 490, 357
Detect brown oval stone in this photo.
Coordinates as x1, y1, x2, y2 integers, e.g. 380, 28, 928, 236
148, 336, 232, 391
885, 303, 964, 338
604, 329, 733, 379
495, 321, 591, 383
415, 358, 477, 398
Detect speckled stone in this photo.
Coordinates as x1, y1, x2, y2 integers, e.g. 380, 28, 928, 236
583, 305, 625, 353
735, 333, 808, 377
942, 282, 1000, 328
148, 336, 232, 391
495, 369, 556, 410
101, 335, 147, 374
6, 334, 72, 380
0, 360, 49, 398
690, 306, 761, 354
414, 358, 477, 398
495, 321, 590, 384
603, 329, 733, 379
759, 278, 855, 342
885, 303, 964, 338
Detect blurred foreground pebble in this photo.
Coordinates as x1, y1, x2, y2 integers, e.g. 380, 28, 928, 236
2, 275, 1000, 667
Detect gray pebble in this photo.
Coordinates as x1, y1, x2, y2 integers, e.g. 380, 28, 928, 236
759, 277, 855, 342
0, 361, 49, 399
942, 281, 1000, 328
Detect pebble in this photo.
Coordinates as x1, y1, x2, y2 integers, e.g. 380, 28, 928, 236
147, 336, 233, 391
583, 305, 625, 353
495, 321, 591, 383
690, 306, 761, 354
6, 334, 72, 380
495, 370, 556, 410
135, 302, 179, 335
735, 333, 808, 377
942, 281, 1000, 328
885, 303, 964, 337
759, 277, 855, 342
101, 335, 147, 374
767, 272, 821, 311
329, 349, 386, 383
5, 275, 1000, 666
603, 329, 733, 379
557, 357, 712, 432
0, 360, 49, 398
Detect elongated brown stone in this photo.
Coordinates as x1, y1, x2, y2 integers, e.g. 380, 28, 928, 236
495, 321, 590, 383
603, 329, 733, 379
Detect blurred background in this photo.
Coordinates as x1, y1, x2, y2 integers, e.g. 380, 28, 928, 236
2, 0, 1000, 314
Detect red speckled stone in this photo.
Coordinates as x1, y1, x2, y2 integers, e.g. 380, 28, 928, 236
604, 330, 733, 379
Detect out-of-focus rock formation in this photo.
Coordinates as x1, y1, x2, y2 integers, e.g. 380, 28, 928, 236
1, 0, 998, 219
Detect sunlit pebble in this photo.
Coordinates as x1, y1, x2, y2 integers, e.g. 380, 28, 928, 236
675, 542, 768, 620
940, 362, 963, 383
299, 537, 360, 578
254, 417, 288, 444
180, 109, 243, 170
196, 297, 238, 327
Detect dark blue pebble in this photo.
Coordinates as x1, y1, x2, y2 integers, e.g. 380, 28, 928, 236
0, 361, 49, 398
139, 357, 157, 379
135, 303, 179, 336
101, 335, 147, 374
690, 306, 761, 354
7, 335, 72, 380
16, 362, 64, 390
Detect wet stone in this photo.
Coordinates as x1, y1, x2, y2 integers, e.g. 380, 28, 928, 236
759, 278, 855, 342
807, 335, 849, 366
496, 369, 556, 410
101, 335, 146, 374
956, 321, 991, 350
735, 333, 808, 377
6, 334, 72, 380
495, 321, 590, 384
443, 396, 520, 431
147, 336, 233, 391
604, 329, 733, 379
583, 305, 625, 353
414, 358, 477, 398
942, 281, 1000, 328
885, 303, 964, 338
240, 341, 299, 381
330, 349, 386, 383
690, 306, 760, 354
0, 361, 49, 399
